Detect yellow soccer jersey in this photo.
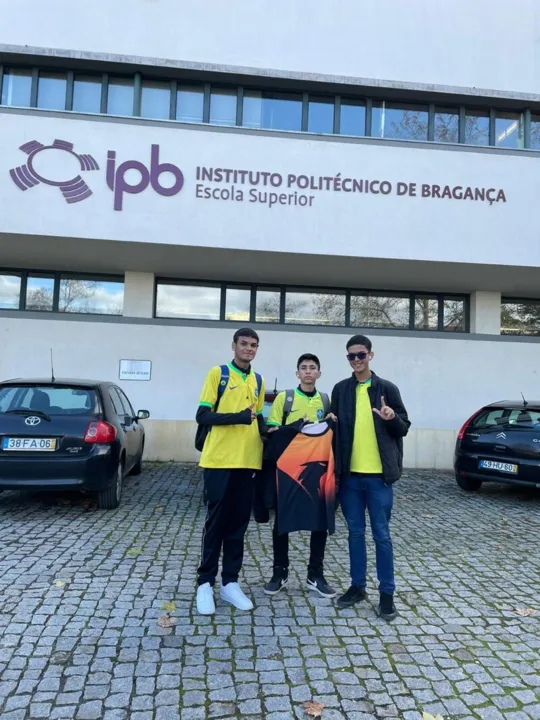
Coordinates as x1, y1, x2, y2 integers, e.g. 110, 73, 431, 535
198, 363, 265, 470
268, 388, 327, 427
350, 379, 383, 474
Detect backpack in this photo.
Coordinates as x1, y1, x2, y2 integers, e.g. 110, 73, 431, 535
195, 365, 263, 452
281, 389, 330, 425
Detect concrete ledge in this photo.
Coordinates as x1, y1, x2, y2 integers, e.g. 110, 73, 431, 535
142, 420, 456, 470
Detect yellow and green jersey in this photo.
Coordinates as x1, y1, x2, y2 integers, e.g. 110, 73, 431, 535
268, 388, 328, 427
198, 363, 265, 470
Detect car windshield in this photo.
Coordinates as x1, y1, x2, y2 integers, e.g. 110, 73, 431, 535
0, 385, 99, 416
471, 407, 540, 429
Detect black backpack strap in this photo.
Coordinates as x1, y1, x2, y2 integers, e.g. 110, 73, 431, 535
281, 390, 295, 425
214, 364, 229, 410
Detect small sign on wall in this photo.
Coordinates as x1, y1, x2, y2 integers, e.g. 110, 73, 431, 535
119, 359, 152, 381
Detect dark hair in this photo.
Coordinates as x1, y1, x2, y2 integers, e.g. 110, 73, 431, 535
297, 353, 321, 370
346, 334, 372, 351
233, 328, 260, 344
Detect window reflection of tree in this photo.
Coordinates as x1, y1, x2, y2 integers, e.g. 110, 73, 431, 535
26, 279, 122, 315
501, 302, 540, 335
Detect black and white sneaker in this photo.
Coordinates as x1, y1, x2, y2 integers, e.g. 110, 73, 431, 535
306, 575, 337, 599
264, 574, 288, 595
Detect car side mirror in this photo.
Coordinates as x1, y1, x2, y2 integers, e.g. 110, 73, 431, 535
137, 410, 150, 420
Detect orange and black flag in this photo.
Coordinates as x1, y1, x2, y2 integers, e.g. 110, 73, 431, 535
266, 419, 337, 536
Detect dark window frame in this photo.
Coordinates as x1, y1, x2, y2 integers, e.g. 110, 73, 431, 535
0, 62, 536, 151
0, 268, 124, 315
155, 277, 469, 332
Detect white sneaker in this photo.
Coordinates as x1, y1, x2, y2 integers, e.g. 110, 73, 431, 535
220, 582, 254, 611
196, 583, 215, 615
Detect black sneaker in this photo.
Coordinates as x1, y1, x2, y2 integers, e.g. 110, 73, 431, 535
306, 574, 337, 599
336, 585, 366, 608
264, 573, 288, 596
377, 592, 398, 621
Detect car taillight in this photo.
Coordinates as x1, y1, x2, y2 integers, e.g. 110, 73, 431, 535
457, 412, 479, 440
84, 421, 117, 444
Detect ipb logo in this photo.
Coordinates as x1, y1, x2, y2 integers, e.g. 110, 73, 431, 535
9, 139, 99, 203
106, 144, 184, 211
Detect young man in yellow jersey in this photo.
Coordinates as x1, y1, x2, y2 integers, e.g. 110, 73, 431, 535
263, 353, 336, 598
195, 328, 266, 615
330, 335, 410, 620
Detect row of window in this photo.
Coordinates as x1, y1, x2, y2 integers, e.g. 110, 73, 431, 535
155, 281, 468, 332
2, 270, 540, 336
1, 65, 539, 150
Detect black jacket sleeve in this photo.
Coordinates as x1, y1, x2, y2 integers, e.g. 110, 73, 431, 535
330, 383, 340, 417
383, 383, 411, 438
196, 405, 252, 427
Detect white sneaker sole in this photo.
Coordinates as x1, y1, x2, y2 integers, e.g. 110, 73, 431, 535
263, 578, 289, 596
197, 604, 215, 616
306, 579, 338, 599
219, 593, 254, 611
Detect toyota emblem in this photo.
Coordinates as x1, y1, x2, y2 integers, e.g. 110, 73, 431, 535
24, 416, 41, 426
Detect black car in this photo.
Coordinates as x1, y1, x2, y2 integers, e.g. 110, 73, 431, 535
0, 379, 150, 509
454, 401, 540, 491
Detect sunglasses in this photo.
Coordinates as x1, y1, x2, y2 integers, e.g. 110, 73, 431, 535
347, 352, 370, 361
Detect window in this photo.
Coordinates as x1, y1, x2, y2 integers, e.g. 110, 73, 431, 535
37, 72, 67, 110
1, 68, 32, 107
72, 75, 102, 113
501, 300, 540, 336
339, 99, 366, 136
243, 90, 302, 131
443, 298, 466, 332
495, 111, 524, 149
256, 288, 280, 323
225, 286, 250, 322
471, 407, 540, 428
116, 387, 135, 417
285, 290, 345, 326
308, 96, 334, 134
414, 296, 438, 330
0, 385, 98, 415
350, 294, 410, 329
25, 275, 54, 311
141, 80, 171, 120
58, 277, 124, 315
0, 273, 21, 309
155, 283, 221, 320
107, 77, 134, 116
209, 89, 237, 126
531, 115, 540, 150
176, 85, 204, 123
464, 109, 490, 146
372, 102, 429, 141
434, 107, 459, 144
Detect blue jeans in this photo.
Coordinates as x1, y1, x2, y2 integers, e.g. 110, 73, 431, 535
339, 474, 395, 594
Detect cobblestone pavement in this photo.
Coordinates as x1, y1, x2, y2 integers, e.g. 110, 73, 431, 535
0, 465, 539, 720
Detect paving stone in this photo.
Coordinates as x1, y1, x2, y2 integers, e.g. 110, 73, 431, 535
0, 467, 538, 720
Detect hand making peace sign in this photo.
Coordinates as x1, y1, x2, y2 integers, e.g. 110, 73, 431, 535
372, 396, 395, 421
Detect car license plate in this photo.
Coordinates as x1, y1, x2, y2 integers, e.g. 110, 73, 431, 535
2, 438, 57, 452
479, 459, 518, 474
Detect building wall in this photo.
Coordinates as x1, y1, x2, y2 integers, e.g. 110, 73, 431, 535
1, 110, 539, 270
1, 314, 538, 469
1, 0, 539, 96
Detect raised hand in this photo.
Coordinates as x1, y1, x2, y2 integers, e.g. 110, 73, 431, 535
373, 396, 395, 421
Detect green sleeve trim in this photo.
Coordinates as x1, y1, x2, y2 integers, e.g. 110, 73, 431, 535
199, 402, 213, 408
257, 410, 264, 415
267, 420, 280, 426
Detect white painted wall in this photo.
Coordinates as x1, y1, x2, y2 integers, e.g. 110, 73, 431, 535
1, 111, 538, 269
1, 315, 539, 468
1, 0, 539, 95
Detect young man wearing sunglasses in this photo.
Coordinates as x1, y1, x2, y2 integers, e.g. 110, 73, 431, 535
330, 335, 410, 620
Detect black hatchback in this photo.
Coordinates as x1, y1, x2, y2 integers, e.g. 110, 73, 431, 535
0, 379, 150, 509
454, 401, 540, 492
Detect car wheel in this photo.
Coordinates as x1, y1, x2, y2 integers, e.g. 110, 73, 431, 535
130, 441, 144, 476
456, 474, 483, 492
97, 459, 124, 509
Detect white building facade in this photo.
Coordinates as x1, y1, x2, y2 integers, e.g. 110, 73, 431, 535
1, 0, 540, 468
